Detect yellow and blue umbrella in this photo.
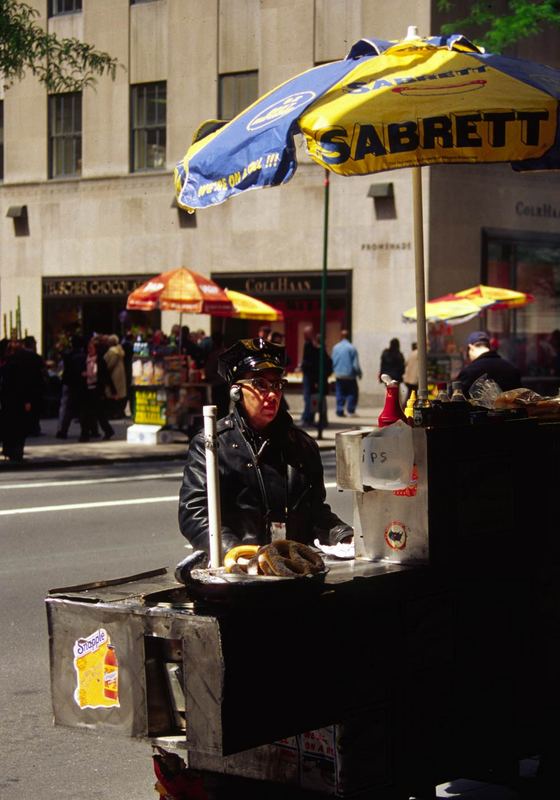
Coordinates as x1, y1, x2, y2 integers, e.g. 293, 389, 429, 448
403, 294, 485, 325
175, 29, 560, 398
403, 285, 534, 324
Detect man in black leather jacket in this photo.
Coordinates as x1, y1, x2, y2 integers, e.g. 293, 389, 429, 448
456, 330, 522, 396
178, 337, 353, 555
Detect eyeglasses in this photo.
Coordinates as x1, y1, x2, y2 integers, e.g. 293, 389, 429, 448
239, 377, 287, 393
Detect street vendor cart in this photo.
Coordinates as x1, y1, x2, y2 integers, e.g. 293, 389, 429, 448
127, 349, 210, 444
46, 408, 560, 799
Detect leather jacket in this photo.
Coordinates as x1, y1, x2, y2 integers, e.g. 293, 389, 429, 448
178, 407, 352, 554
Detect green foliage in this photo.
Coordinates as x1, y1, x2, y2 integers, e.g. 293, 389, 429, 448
0, 0, 118, 91
437, 0, 560, 52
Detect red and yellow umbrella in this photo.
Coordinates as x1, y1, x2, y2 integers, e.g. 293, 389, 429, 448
403, 285, 534, 325
403, 294, 483, 325
221, 289, 284, 321
454, 284, 534, 310
126, 267, 233, 315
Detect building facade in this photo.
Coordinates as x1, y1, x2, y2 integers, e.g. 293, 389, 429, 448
1, 0, 559, 399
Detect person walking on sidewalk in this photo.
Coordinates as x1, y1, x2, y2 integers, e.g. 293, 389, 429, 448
298, 325, 319, 427
331, 330, 362, 417
56, 335, 86, 439
81, 337, 115, 442
104, 334, 127, 419
0, 338, 33, 462
379, 338, 405, 386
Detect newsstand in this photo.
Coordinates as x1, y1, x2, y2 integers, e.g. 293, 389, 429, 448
46, 413, 560, 799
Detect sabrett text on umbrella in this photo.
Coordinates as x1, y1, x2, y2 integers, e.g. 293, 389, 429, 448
344, 64, 487, 94
316, 110, 550, 164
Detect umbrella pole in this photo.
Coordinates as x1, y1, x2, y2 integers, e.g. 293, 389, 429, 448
412, 166, 429, 402
203, 405, 222, 569
317, 170, 330, 440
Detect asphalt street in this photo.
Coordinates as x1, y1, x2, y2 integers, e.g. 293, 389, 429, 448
0, 453, 538, 800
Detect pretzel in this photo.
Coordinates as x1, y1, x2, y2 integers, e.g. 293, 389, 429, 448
257, 540, 324, 577
224, 545, 260, 573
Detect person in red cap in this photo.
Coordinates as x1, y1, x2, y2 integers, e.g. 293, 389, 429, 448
178, 337, 352, 554
456, 331, 521, 396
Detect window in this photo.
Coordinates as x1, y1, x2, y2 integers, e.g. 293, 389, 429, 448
131, 0, 158, 4
218, 71, 258, 120
0, 101, 3, 181
484, 230, 560, 379
49, 92, 82, 178
131, 82, 166, 172
48, 0, 82, 15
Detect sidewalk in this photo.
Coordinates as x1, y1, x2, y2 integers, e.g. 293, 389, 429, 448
3, 394, 381, 470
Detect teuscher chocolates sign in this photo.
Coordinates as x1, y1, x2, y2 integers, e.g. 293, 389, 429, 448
43, 276, 154, 298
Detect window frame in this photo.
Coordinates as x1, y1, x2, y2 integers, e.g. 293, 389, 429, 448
48, 0, 82, 17
48, 91, 82, 179
482, 227, 560, 378
130, 81, 167, 173
218, 70, 258, 120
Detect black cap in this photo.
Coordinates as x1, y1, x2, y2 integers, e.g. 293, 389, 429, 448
218, 337, 285, 384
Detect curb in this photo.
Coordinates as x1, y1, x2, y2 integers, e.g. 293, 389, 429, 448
2, 439, 337, 471
0, 451, 189, 471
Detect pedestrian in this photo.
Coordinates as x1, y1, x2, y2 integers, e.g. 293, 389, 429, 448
178, 336, 353, 553
403, 342, 419, 401
331, 329, 362, 417
0, 338, 32, 462
120, 330, 135, 416
104, 334, 127, 418
56, 335, 87, 439
20, 335, 47, 436
257, 324, 272, 341
179, 326, 205, 368
379, 338, 405, 386
268, 331, 290, 412
456, 330, 522, 396
80, 337, 115, 442
298, 325, 319, 427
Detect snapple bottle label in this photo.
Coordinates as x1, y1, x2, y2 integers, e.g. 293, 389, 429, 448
73, 628, 120, 709
103, 645, 119, 702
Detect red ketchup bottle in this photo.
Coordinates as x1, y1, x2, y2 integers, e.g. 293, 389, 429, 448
378, 380, 407, 428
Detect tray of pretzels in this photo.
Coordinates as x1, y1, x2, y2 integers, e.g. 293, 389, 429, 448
174, 541, 328, 604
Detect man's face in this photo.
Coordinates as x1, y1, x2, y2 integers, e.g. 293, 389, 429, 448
239, 369, 285, 430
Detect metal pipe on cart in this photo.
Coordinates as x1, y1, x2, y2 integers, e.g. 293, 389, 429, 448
203, 405, 223, 568
412, 166, 429, 401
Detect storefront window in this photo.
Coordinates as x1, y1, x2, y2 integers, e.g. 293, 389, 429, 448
211, 270, 352, 370
484, 232, 560, 381
42, 276, 160, 361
